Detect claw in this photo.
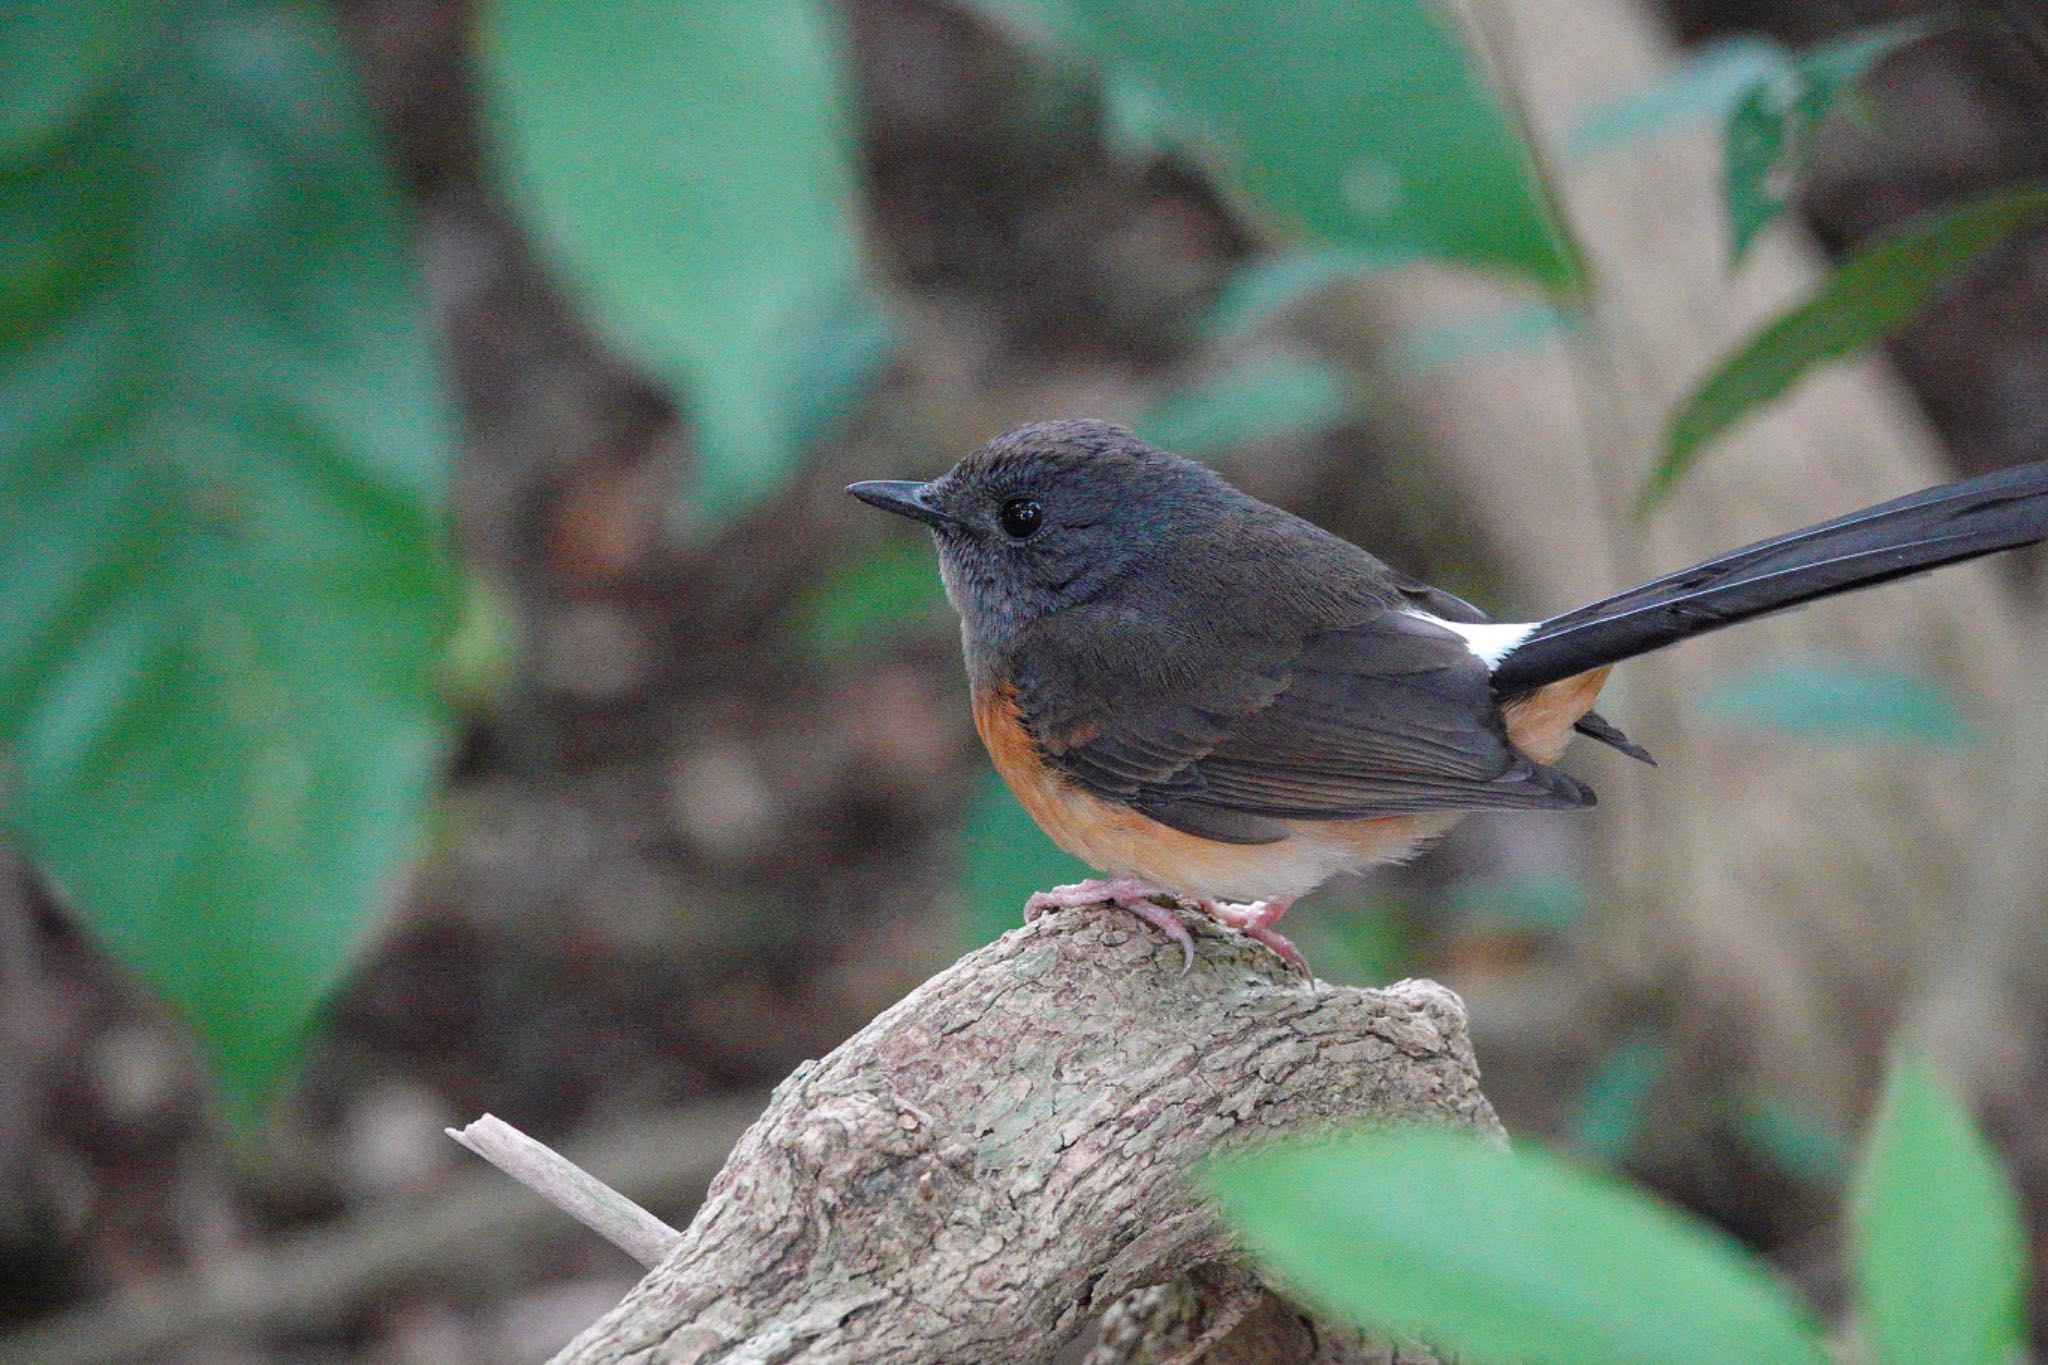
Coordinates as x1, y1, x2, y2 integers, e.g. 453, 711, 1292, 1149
1204, 899, 1308, 974
1023, 878, 1197, 974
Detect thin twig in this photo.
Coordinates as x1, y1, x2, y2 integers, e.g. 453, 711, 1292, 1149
447, 1113, 682, 1269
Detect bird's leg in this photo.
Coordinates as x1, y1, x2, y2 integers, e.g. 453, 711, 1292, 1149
1024, 877, 1197, 974
1202, 898, 1306, 974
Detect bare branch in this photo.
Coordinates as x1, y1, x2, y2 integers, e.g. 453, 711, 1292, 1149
448, 1113, 682, 1269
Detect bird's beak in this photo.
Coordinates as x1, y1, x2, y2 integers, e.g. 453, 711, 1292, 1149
846, 479, 958, 529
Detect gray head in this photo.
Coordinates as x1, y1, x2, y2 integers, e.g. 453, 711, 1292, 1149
847, 419, 1234, 654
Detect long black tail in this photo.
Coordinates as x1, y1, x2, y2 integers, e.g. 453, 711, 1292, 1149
1489, 460, 2048, 697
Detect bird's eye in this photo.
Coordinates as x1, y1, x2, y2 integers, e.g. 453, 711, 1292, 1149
999, 497, 1044, 540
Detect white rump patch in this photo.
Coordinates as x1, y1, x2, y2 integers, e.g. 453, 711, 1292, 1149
1405, 611, 1538, 669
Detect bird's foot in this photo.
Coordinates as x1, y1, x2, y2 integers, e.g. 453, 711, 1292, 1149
1024, 877, 1197, 975
1203, 898, 1307, 974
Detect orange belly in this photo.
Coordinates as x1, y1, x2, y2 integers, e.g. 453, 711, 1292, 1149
972, 669, 1607, 903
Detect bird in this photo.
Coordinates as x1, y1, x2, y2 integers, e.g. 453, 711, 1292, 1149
849, 419, 2048, 973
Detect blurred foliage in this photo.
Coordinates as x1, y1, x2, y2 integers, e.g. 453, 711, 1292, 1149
1576, 22, 1930, 263
1132, 352, 1354, 455
1574, 20, 2042, 507
1443, 869, 1590, 934
791, 536, 951, 662
1697, 660, 1973, 746
439, 573, 523, 714
1568, 35, 1790, 155
1287, 895, 1412, 987
1200, 247, 1392, 341
1851, 1055, 2028, 1365
1389, 300, 1578, 374
957, 769, 1092, 948
977, 0, 1584, 294
1720, 21, 1929, 265
0, 0, 163, 158
1738, 1094, 1850, 1189
1653, 182, 2048, 503
1569, 1032, 1671, 1164
1208, 1054, 2024, 1365
477, 0, 893, 526
3, 0, 1599, 1122
1206, 1126, 1828, 1364
0, 0, 456, 1120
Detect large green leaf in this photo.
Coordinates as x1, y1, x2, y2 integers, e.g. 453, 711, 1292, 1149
1849, 1054, 2027, 1365
0, 0, 161, 161
1205, 1127, 1829, 1365
0, 0, 457, 1120
980, 0, 1583, 294
1653, 183, 2048, 504
478, 1, 890, 524
1722, 22, 1929, 266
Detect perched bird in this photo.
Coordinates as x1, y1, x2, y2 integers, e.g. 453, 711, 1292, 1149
850, 420, 2048, 972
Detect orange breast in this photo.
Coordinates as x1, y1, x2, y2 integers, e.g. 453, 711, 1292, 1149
971, 683, 1444, 904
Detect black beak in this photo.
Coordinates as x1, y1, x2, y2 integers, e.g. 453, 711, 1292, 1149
846, 479, 957, 529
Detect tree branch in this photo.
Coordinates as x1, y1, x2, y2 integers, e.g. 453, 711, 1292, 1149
530, 903, 1498, 1365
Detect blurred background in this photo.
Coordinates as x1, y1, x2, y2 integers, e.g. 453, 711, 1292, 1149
3, 0, 2046, 1359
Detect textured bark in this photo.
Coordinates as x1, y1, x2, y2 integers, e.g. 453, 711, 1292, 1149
549, 905, 1501, 1364
1084, 1274, 1448, 1365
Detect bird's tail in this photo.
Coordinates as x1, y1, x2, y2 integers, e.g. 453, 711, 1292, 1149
1489, 461, 2048, 697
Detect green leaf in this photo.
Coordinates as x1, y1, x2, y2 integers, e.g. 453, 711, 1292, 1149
977, 0, 1583, 294
1720, 22, 1930, 265
1697, 660, 1972, 746
957, 769, 1092, 948
1788, 21, 1930, 135
1206, 1128, 1829, 1365
1722, 77, 1795, 265
1567, 35, 1789, 157
1133, 353, 1353, 455
0, 0, 161, 161
1653, 182, 2048, 504
478, 0, 890, 526
1850, 1053, 2027, 1365
0, 0, 457, 1122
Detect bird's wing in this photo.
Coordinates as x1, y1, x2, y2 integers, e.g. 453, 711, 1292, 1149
1384, 567, 1654, 765
1008, 606, 1592, 846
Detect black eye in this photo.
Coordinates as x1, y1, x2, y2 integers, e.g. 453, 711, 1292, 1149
999, 497, 1043, 540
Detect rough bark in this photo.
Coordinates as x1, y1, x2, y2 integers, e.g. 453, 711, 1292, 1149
549, 904, 1500, 1364
1084, 1274, 1448, 1365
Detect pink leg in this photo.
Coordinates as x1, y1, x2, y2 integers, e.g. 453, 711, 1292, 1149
1204, 899, 1306, 974
1024, 877, 1197, 974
